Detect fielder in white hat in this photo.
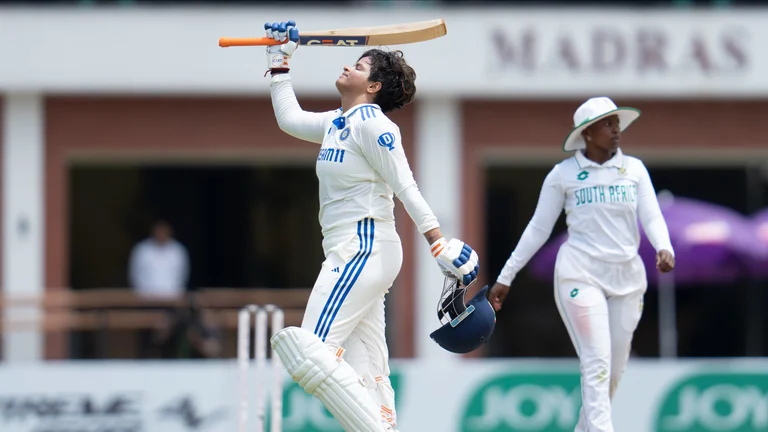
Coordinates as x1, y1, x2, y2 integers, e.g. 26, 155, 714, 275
488, 97, 676, 432
562, 96, 641, 153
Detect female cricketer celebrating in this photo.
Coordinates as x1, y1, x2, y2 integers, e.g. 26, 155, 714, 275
262, 21, 480, 432
488, 97, 675, 432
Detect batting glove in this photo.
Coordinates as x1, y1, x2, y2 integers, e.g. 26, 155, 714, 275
430, 237, 480, 286
265, 21, 299, 73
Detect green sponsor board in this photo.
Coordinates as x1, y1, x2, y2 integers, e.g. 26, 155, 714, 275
277, 371, 402, 431
461, 372, 582, 431
656, 373, 768, 432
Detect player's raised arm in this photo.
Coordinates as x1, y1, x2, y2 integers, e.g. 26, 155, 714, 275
265, 21, 341, 144
489, 165, 566, 310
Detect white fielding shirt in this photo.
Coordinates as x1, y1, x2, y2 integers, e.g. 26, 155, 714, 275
269, 73, 439, 248
497, 149, 674, 286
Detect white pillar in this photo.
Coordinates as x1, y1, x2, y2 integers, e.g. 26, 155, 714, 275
413, 97, 462, 360
2, 94, 45, 362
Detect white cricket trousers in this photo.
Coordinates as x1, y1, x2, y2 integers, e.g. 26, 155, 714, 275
553, 243, 646, 432
301, 217, 403, 428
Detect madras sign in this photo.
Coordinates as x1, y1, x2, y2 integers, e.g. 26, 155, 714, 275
490, 25, 749, 76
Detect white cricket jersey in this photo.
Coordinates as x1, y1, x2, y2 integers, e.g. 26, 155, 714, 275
269, 74, 439, 251
497, 149, 674, 286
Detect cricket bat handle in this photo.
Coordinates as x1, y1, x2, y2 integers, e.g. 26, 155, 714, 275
219, 37, 281, 47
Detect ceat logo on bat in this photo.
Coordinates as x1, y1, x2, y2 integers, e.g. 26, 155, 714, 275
304, 36, 367, 46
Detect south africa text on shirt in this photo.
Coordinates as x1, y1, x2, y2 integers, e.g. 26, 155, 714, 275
575, 183, 637, 207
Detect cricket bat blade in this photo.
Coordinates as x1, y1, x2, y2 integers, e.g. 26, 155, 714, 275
219, 19, 447, 47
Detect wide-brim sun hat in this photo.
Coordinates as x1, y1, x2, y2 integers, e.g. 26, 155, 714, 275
562, 97, 641, 152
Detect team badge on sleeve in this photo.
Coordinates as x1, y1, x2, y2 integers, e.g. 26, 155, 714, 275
377, 132, 395, 151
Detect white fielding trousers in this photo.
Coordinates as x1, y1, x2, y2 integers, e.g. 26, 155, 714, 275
553, 243, 647, 432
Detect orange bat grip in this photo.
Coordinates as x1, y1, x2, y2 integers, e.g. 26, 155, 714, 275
218, 37, 282, 47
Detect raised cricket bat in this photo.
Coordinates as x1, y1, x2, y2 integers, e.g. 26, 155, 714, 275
219, 19, 446, 48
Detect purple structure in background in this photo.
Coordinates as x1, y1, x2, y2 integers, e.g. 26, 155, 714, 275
749, 208, 768, 278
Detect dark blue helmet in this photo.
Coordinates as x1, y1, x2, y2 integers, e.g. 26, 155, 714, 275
430, 278, 496, 354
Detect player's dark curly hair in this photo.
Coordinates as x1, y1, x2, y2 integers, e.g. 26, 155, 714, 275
359, 49, 417, 113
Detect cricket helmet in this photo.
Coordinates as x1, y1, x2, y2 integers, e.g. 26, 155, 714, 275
430, 277, 496, 354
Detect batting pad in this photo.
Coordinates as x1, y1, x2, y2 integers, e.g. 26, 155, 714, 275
271, 326, 391, 432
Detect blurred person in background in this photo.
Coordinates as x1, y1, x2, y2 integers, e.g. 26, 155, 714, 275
128, 219, 189, 298
263, 21, 479, 431
487, 97, 675, 432
128, 219, 197, 358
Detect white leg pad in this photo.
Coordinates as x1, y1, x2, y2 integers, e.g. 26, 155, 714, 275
271, 326, 391, 432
